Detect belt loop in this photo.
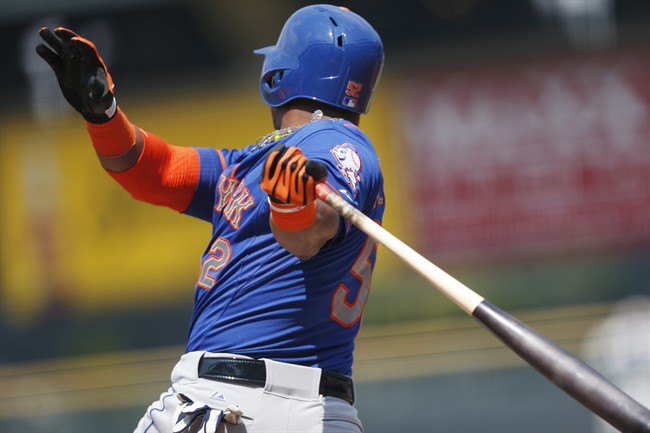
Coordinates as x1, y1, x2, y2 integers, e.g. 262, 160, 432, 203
262, 358, 322, 401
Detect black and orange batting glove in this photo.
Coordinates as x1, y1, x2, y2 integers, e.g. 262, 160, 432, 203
260, 144, 328, 231
36, 27, 116, 124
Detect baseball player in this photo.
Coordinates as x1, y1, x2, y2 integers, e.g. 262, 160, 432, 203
36, 4, 384, 433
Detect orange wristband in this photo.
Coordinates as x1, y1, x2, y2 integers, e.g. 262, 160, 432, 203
86, 108, 137, 157
269, 200, 317, 232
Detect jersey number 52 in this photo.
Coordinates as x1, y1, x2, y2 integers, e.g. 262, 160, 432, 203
197, 236, 376, 328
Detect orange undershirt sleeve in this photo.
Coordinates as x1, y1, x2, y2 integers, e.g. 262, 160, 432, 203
86, 111, 200, 213
86, 108, 136, 157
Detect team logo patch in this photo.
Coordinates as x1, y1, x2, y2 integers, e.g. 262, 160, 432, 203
331, 143, 362, 197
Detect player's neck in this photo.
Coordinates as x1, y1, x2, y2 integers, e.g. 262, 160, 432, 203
280, 108, 333, 129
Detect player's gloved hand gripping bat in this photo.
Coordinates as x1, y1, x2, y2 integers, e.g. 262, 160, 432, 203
260, 144, 327, 207
314, 184, 650, 433
260, 144, 328, 232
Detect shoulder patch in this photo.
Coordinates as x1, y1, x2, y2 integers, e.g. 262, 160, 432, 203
331, 143, 362, 197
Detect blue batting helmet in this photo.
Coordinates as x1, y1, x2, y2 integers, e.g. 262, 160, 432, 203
254, 4, 384, 114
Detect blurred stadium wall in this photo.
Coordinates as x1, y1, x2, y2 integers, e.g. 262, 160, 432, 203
1, 1, 648, 432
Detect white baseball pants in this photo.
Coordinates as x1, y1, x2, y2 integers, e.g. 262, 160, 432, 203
133, 351, 363, 433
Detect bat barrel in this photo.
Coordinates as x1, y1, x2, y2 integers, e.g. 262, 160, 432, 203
473, 301, 650, 433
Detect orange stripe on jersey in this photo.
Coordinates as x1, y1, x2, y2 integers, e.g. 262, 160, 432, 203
107, 130, 200, 212
216, 149, 227, 170
230, 163, 241, 179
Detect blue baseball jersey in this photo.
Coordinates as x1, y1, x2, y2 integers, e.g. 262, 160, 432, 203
183, 119, 384, 376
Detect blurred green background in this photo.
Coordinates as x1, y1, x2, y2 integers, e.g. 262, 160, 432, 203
1, 1, 648, 432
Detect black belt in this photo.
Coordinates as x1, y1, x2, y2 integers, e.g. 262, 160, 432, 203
198, 357, 355, 405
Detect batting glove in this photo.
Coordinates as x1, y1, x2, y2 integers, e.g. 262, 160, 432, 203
260, 144, 327, 206
36, 27, 116, 123
260, 144, 328, 231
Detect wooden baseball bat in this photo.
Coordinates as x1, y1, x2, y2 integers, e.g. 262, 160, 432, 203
316, 184, 650, 433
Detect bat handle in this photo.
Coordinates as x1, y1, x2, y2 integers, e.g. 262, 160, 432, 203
315, 183, 331, 202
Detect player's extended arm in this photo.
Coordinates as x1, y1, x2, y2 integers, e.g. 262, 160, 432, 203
260, 144, 338, 260
36, 27, 199, 212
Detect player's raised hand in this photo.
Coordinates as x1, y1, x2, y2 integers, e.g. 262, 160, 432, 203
260, 144, 328, 207
36, 27, 116, 123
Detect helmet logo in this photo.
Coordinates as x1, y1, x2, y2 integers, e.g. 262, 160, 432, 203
342, 81, 363, 110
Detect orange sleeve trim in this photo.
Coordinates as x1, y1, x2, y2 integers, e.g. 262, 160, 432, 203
86, 108, 136, 157
343, 123, 362, 131
270, 201, 317, 232
216, 149, 227, 170
231, 163, 240, 179
107, 130, 200, 212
